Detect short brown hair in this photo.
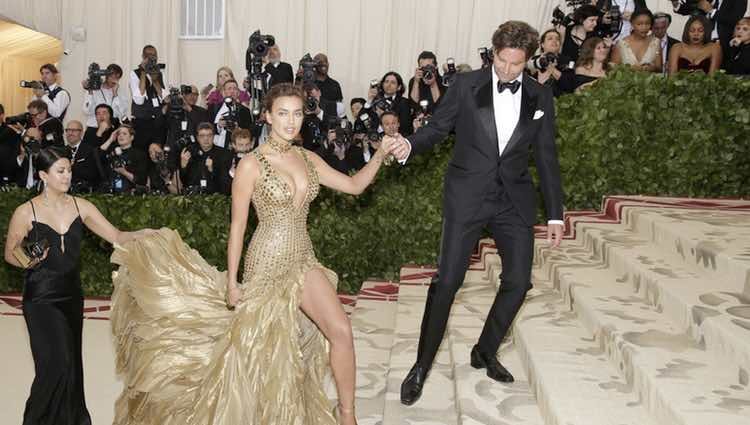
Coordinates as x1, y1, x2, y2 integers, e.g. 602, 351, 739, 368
492, 21, 539, 60
27, 99, 48, 113
262, 83, 305, 114
231, 128, 252, 144
39, 63, 58, 74
197, 122, 215, 133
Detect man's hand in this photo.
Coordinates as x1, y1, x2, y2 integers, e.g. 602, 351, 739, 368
389, 134, 411, 161
25, 128, 42, 141
414, 67, 424, 80
547, 223, 564, 248
180, 148, 191, 169
111, 81, 119, 96
33, 87, 45, 98
697, 0, 713, 13
9, 123, 25, 134
114, 167, 128, 176
367, 86, 378, 102
205, 157, 214, 173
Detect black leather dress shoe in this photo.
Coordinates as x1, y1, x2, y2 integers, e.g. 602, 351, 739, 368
400, 364, 429, 405
470, 345, 514, 383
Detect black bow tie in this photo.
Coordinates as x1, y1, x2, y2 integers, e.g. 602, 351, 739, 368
497, 80, 521, 94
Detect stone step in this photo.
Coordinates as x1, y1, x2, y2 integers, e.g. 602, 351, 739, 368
448, 278, 544, 425
514, 284, 658, 425
547, 255, 750, 424
381, 284, 459, 425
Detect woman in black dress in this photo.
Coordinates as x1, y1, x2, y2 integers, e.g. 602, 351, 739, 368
3, 146, 153, 425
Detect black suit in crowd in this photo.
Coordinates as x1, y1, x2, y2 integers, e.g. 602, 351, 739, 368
131, 68, 167, 151
316, 142, 364, 173
37, 117, 65, 146
209, 102, 254, 144
265, 61, 295, 87
187, 104, 211, 134
180, 146, 232, 195
98, 145, 149, 192
408, 77, 448, 114
68, 142, 102, 192
316, 76, 344, 103
365, 96, 415, 136
82, 126, 116, 149
726, 43, 750, 75
0, 123, 22, 186
404, 68, 564, 375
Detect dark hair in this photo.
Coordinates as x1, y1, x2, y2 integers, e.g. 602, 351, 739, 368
0, 103, 4, 115
39, 63, 58, 74
573, 5, 601, 25
682, 15, 712, 44
653, 12, 672, 25
380, 110, 399, 122
34, 145, 70, 173
630, 8, 654, 24
302, 81, 320, 93
540, 29, 561, 52
142, 45, 157, 56
197, 122, 215, 133
417, 51, 437, 65
380, 71, 405, 97
262, 83, 305, 114
27, 99, 48, 113
95, 103, 113, 119
492, 21, 540, 60
576, 37, 610, 71
118, 124, 135, 136
231, 128, 252, 144
350, 97, 366, 107
106, 63, 123, 77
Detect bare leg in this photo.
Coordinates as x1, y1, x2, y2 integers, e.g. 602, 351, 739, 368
299, 268, 357, 425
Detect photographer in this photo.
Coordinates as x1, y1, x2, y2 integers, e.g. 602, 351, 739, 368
167, 84, 211, 137
264, 45, 295, 87
301, 82, 337, 152
30, 64, 71, 120
82, 63, 125, 133
559, 5, 603, 62
98, 125, 148, 193
228, 128, 255, 180
365, 72, 414, 136
0, 104, 22, 187
146, 142, 179, 194
726, 16, 750, 74
10, 100, 64, 189
313, 53, 344, 116
206, 67, 251, 108
408, 51, 447, 113
210, 79, 253, 148
180, 122, 232, 195
672, 0, 748, 65
528, 29, 573, 97
130, 45, 168, 152
65, 120, 102, 193
350, 97, 366, 120
82, 104, 118, 148
317, 119, 363, 173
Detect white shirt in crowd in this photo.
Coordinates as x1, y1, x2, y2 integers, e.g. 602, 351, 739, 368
129, 70, 169, 106
213, 102, 231, 148
82, 87, 126, 127
32, 83, 70, 119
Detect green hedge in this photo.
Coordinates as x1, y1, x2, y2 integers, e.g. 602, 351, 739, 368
1, 68, 748, 296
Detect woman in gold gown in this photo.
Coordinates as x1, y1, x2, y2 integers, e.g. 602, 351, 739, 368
110, 83, 396, 425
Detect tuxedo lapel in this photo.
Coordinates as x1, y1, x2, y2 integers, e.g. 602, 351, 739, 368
473, 69, 500, 159
500, 78, 537, 159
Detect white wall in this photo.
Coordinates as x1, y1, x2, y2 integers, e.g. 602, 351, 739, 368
1, 0, 748, 122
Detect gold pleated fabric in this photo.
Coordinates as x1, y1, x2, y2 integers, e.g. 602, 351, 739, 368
110, 147, 338, 425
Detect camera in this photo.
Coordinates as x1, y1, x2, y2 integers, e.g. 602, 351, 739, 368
442, 57, 457, 87
84, 62, 112, 91
371, 97, 393, 112
418, 99, 431, 128
478, 47, 492, 69
221, 97, 240, 131
23, 139, 43, 157
299, 53, 317, 85
532, 52, 560, 72
675, 0, 705, 16
108, 146, 129, 170
356, 113, 380, 142
143, 56, 165, 74
248, 30, 275, 57
19, 80, 46, 90
420, 64, 437, 83
595, 5, 622, 39
327, 116, 352, 145
6, 112, 32, 128
551, 0, 590, 26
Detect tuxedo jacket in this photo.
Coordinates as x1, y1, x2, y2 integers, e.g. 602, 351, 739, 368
69, 142, 103, 189
407, 68, 564, 225
265, 62, 294, 87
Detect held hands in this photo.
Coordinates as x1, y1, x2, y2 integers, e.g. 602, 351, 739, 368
385, 134, 411, 162
547, 223, 564, 249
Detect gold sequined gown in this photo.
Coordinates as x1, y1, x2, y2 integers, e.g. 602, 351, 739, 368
110, 147, 338, 424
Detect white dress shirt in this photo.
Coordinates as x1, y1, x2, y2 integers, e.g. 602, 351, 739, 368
129, 70, 168, 106
82, 86, 125, 127
32, 83, 70, 119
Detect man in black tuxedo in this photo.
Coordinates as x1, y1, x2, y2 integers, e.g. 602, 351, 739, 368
0, 104, 22, 187
672, 0, 748, 66
390, 21, 564, 406
10, 100, 64, 189
180, 122, 232, 195
265, 45, 294, 87
653, 12, 681, 74
209, 79, 253, 149
64, 120, 102, 193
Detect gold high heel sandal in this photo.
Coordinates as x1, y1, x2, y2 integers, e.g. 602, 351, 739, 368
332, 403, 357, 425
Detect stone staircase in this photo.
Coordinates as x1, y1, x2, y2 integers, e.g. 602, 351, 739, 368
345, 196, 750, 424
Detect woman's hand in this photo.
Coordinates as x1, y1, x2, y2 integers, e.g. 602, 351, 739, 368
226, 283, 242, 309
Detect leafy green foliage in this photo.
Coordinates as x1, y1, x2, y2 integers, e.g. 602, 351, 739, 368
1, 68, 747, 296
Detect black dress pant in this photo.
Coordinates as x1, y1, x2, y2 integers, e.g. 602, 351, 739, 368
416, 183, 534, 369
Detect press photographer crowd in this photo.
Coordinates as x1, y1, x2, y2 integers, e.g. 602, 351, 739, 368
1, 0, 748, 196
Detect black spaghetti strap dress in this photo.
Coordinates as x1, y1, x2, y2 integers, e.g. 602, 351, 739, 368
22, 198, 91, 425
